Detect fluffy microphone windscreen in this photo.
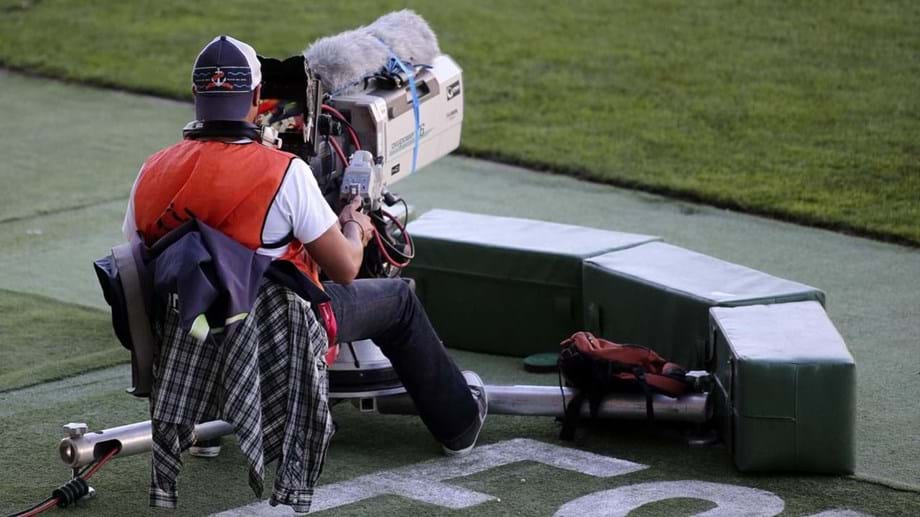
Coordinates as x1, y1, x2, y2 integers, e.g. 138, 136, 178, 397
304, 10, 441, 94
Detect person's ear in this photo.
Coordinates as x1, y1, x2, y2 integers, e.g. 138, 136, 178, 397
251, 85, 261, 107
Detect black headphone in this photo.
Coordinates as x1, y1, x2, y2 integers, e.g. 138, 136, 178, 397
182, 120, 281, 148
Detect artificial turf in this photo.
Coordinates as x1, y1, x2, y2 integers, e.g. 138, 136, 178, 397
1, 43, 918, 514
2, 362, 919, 516
0, 71, 187, 223
0, 0, 917, 244
0, 289, 125, 393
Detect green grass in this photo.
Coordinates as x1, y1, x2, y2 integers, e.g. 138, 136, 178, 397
3, 359, 919, 516
1, 0, 917, 244
0, 68, 917, 490
0, 289, 126, 392
0, 70, 188, 223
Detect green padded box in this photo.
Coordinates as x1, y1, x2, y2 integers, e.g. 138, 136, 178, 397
710, 301, 855, 473
404, 209, 658, 356
582, 242, 825, 369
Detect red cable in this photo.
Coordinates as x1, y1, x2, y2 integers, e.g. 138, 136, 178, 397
322, 104, 361, 149
373, 230, 410, 268
17, 446, 120, 517
321, 105, 361, 150
327, 138, 348, 170
84, 446, 119, 480
380, 207, 410, 237
20, 498, 59, 517
372, 208, 415, 268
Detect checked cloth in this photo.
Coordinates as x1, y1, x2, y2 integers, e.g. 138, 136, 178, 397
149, 281, 335, 512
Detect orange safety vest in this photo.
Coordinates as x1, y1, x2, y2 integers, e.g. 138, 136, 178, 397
133, 139, 323, 287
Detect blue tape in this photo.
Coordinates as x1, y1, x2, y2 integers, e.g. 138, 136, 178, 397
386, 55, 421, 174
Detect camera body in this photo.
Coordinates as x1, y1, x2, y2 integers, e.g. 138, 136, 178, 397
257, 54, 463, 211
328, 55, 463, 192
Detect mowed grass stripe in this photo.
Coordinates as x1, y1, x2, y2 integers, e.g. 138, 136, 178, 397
0, 288, 126, 393
0, 70, 188, 223
1, 0, 918, 243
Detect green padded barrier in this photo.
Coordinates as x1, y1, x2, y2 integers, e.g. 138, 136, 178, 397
710, 301, 855, 473
404, 209, 658, 356
582, 242, 825, 369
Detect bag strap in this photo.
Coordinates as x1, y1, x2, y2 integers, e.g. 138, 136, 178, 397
560, 390, 588, 441
633, 367, 655, 421
112, 242, 157, 397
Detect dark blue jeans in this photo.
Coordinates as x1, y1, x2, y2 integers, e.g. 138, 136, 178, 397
323, 278, 479, 445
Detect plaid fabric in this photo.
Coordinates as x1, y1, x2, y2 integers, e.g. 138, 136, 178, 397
149, 281, 334, 512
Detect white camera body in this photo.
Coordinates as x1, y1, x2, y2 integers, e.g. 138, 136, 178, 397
328, 54, 464, 188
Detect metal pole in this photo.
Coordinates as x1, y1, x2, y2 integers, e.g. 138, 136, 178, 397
59, 385, 711, 468
59, 420, 234, 469
372, 385, 711, 423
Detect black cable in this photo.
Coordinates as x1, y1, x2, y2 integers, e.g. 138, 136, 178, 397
5, 445, 119, 517
5, 496, 55, 517
51, 478, 90, 508
78, 460, 95, 478
3, 462, 97, 517
390, 199, 413, 258
321, 105, 361, 150
377, 236, 413, 262
334, 116, 359, 144
398, 198, 410, 226
557, 363, 567, 417
369, 212, 414, 261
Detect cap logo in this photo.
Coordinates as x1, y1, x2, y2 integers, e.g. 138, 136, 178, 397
193, 65, 252, 93
206, 68, 231, 90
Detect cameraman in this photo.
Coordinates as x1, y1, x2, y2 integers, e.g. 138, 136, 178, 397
122, 36, 487, 457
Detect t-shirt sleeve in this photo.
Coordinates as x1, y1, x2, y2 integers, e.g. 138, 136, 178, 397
122, 165, 144, 242
262, 158, 338, 246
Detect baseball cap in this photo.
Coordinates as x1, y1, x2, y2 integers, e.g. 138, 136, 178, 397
191, 35, 262, 121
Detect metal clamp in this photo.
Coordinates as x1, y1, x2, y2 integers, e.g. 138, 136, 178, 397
684, 370, 712, 392
63, 423, 88, 439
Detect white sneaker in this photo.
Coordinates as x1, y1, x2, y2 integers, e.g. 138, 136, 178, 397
442, 371, 488, 457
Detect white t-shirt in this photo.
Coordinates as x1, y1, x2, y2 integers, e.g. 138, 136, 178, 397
122, 144, 338, 257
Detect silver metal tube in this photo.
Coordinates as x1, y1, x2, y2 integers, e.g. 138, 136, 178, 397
59, 385, 710, 468
373, 385, 711, 423
59, 420, 235, 468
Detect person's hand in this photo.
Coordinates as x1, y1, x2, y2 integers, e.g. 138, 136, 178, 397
339, 196, 374, 247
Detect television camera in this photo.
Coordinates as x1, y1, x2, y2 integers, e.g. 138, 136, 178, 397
254, 20, 463, 278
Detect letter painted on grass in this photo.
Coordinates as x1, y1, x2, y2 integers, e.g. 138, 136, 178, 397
213, 438, 647, 516
555, 480, 785, 517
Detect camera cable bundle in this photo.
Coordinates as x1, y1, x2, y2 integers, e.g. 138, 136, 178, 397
6, 443, 120, 517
